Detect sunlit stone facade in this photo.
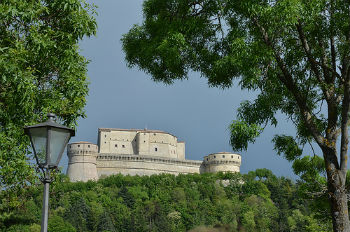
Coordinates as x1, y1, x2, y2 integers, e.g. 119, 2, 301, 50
67, 128, 241, 182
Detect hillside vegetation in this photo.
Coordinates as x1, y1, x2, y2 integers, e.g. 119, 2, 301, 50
0, 170, 332, 232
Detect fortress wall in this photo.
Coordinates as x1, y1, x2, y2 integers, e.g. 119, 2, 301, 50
149, 142, 169, 157
148, 142, 179, 158
99, 130, 138, 154
147, 132, 178, 158
177, 142, 185, 159
205, 152, 241, 163
98, 129, 182, 159
67, 142, 99, 182
110, 130, 138, 141
203, 152, 241, 173
168, 144, 177, 159
108, 130, 138, 154
109, 140, 135, 155
149, 132, 177, 146
98, 129, 111, 153
136, 132, 150, 155
96, 154, 202, 177
67, 129, 243, 182
206, 163, 240, 173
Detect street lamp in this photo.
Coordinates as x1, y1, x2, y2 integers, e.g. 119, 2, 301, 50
24, 113, 75, 232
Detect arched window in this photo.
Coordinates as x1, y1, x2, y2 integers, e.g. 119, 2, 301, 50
155, 148, 158, 151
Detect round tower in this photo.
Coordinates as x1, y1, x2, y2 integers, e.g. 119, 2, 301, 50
66, 142, 98, 182
202, 152, 241, 173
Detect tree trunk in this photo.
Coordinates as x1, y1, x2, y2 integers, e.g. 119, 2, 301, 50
324, 150, 350, 232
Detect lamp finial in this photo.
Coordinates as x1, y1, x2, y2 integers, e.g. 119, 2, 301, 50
47, 113, 56, 121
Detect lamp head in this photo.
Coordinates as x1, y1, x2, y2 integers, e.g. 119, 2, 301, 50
24, 113, 75, 169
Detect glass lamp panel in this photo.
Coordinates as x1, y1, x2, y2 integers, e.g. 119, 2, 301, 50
30, 127, 48, 165
48, 127, 71, 166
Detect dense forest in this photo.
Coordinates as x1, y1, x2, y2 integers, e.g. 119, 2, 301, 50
0, 170, 333, 232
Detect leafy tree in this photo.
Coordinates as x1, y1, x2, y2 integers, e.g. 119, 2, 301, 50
122, 0, 350, 230
97, 210, 116, 232
48, 215, 76, 232
287, 209, 329, 232
64, 194, 95, 232
0, 0, 97, 191
0, 172, 331, 231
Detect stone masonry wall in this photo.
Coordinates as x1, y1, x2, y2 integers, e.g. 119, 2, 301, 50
67, 142, 99, 182
96, 154, 203, 177
66, 129, 242, 182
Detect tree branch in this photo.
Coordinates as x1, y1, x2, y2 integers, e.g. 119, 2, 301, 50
296, 22, 341, 146
253, 18, 325, 148
297, 22, 341, 84
296, 22, 331, 100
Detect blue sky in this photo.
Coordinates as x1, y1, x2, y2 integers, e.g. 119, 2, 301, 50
62, 0, 299, 178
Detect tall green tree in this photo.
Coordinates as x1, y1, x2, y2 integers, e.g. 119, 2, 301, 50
122, 0, 350, 231
0, 0, 96, 190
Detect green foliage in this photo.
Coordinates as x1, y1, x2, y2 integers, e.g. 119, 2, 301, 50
287, 209, 329, 232
0, 0, 97, 193
0, 172, 332, 232
122, 2, 350, 229
273, 135, 303, 162
229, 120, 262, 151
48, 215, 76, 232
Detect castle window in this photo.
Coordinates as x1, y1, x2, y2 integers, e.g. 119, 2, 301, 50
154, 133, 156, 136
88, 145, 90, 148
214, 156, 216, 158
231, 155, 233, 158
115, 144, 118, 148
223, 155, 225, 158
105, 134, 106, 138
238, 156, 239, 159
206, 158, 208, 161
155, 148, 158, 151
122, 145, 125, 148
78, 145, 80, 147
144, 140, 146, 143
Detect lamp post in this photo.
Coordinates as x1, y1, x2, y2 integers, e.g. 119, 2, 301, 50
24, 113, 75, 232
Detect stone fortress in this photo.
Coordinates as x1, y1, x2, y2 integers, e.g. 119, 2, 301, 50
66, 128, 242, 182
